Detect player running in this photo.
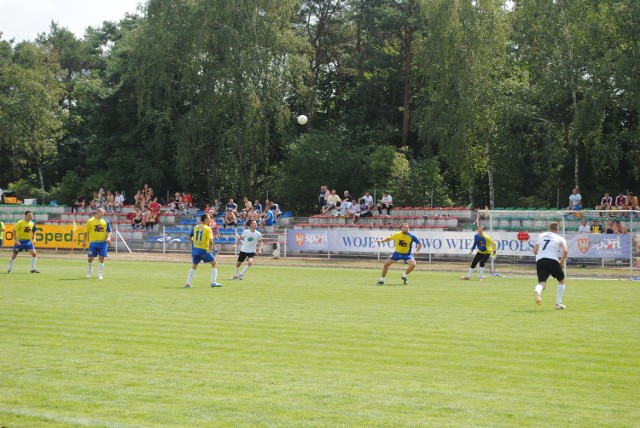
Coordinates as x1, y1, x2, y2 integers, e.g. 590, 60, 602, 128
460, 224, 497, 281
375, 223, 423, 285
230, 220, 263, 280
8, 211, 39, 273
185, 213, 223, 288
83, 208, 112, 280
533, 222, 569, 309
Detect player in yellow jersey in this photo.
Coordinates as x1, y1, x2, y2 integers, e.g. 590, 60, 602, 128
185, 213, 223, 288
460, 224, 497, 281
82, 208, 112, 280
8, 211, 39, 273
375, 223, 423, 285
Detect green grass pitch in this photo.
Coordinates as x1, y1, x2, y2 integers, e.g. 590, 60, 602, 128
1, 257, 639, 427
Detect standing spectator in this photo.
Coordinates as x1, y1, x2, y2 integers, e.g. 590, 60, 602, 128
460, 225, 497, 281
184, 213, 222, 288
7, 211, 39, 274
374, 223, 422, 285
597, 192, 612, 211
377, 192, 394, 215
567, 188, 582, 211
82, 208, 112, 280
615, 192, 627, 210
533, 222, 569, 309
318, 185, 326, 211
114, 191, 125, 213
231, 220, 263, 280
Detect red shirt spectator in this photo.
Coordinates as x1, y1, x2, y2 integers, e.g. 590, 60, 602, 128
148, 198, 160, 215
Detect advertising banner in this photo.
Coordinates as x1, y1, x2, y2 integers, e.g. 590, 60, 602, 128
2, 224, 86, 249
288, 229, 631, 259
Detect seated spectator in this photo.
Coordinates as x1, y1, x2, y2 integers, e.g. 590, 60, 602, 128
597, 192, 612, 211
270, 201, 282, 218
134, 191, 145, 209
247, 207, 260, 224
226, 198, 238, 214
567, 188, 582, 211
181, 193, 193, 213
167, 197, 177, 213
578, 220, 590, 233
114, 191, 125, 213
628, 192, 639, 210
322, 190, 341, 214
142, 208, 156, 230
343, 190, 352, 203
359, 202, 373, 218
212, 199, 221, 215
131, 208, 144, 230
254, 199, 263, 215
148, 197, 160, 216
318, 185, 327, 211
72, 195, 86, 213
359, 192, 374, 210
340, 199, 352, 217
591, 222, 602, 233
239, 197, 253, 220
615, 192, 627, 210
613, 220, 628, 234
346, 200, 361, 222
260, 206, 276, 229
90, 192, 102, 211
105, 190, 116, 213
224, 210, 237, 228
377, 192, 393, 215
605, 221, 615, 234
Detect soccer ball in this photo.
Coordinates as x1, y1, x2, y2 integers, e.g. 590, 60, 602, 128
297, 115, 308, 125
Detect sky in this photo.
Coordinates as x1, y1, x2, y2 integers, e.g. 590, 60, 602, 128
0, 0, 143, 42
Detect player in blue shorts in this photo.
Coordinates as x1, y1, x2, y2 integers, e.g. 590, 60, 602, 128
8, 211, 39, 273
375, 223, 423, 285
82, 208, 112, 280
185, 213, 223, 288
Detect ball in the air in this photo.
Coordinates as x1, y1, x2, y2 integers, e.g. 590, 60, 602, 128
297, 115, 308, 125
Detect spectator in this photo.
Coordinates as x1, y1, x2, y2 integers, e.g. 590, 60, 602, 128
359, 202, 373, 218
346, 200, 361, 222
377, 192, 393, 215
343, 190, 352, 203
339, 198, 352, 217
260, 205, 276, 229
591, 222, 602, 234
226, 198, 238, 214
613, 220, 628, 234
615, 192, 627, 210
254, 199, 263, 215
134, 191, 145, 209
181, 193, 193, 213
628, 192, 639, 210
605, 221, 615, 234
270, 201, 282, 218
142, 208, 157, 230
597, 192, 612, 211
247, 207, 260, 224
72, 195, 86, 213
224, 209, 238, 228
114, 191, 124, 213
359, 192, 374, 210
212, 199, 221, 215
567, 188, 582, 211
322, 190, 341, 215
90, 192, 102, 211
578, 220, 590, 233
131, 208, 144, 230
148, 197, 161, 216
105, 190, 115, 213
239, 197, 253, 221
318, 185, 326, 211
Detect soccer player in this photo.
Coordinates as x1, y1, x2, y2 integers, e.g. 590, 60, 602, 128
231, 220, 263, 280
185, 213, 222, 288
374, 223, 423, 285
533, 221, 569, 309
8, 211, 39, 273
82, 208, 112, 280
460, 224, 497, 281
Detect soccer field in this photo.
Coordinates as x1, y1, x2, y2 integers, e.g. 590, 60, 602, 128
1, 257, 639, 427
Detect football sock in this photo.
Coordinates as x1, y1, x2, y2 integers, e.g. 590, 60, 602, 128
235, 267, 239, 275
98, 263, 104, 276
379, 277, 385, 282
31, 257, 37, 271
478, 267, 484, 278
467, 268, 474, 277
8, 259, 15, 272
187, 268, 195, 285
87, 262, 93, 272
211, 268, 218, 284
556, 283, 565, 305
240, 265, 250, 275
535, 284, 544, 294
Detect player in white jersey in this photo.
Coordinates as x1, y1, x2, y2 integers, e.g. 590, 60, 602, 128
230, 220, 263, 280
533, 222, 569, 309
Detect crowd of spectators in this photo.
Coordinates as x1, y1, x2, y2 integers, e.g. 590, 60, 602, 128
318, 185, 392, 222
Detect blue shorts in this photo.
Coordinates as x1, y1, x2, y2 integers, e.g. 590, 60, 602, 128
88, 241, 108, 258
389, 252, 414, 262
264, 219, 276, 226
13, 240, 34, 253
192, 248, 215, 264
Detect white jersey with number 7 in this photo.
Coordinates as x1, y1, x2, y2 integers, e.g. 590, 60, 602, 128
535, 232, 567, 262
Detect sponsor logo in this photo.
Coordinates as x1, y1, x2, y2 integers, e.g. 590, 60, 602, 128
295, 233, 305, 247
578, 238, 590, 254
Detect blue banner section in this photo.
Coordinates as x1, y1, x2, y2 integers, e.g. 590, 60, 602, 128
287, 230, 329, 251
568, 233, 631, 258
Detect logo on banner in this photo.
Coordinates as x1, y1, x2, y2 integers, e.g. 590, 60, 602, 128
578, 238, 590, 254
295, 233, 305, 247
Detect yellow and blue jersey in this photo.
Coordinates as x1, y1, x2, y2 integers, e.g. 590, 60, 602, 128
472, 232, 497, 255
389, 231, 420, 255
85, 217, 112, 243
190, 224, 213, 251
13, 219, 36, 241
